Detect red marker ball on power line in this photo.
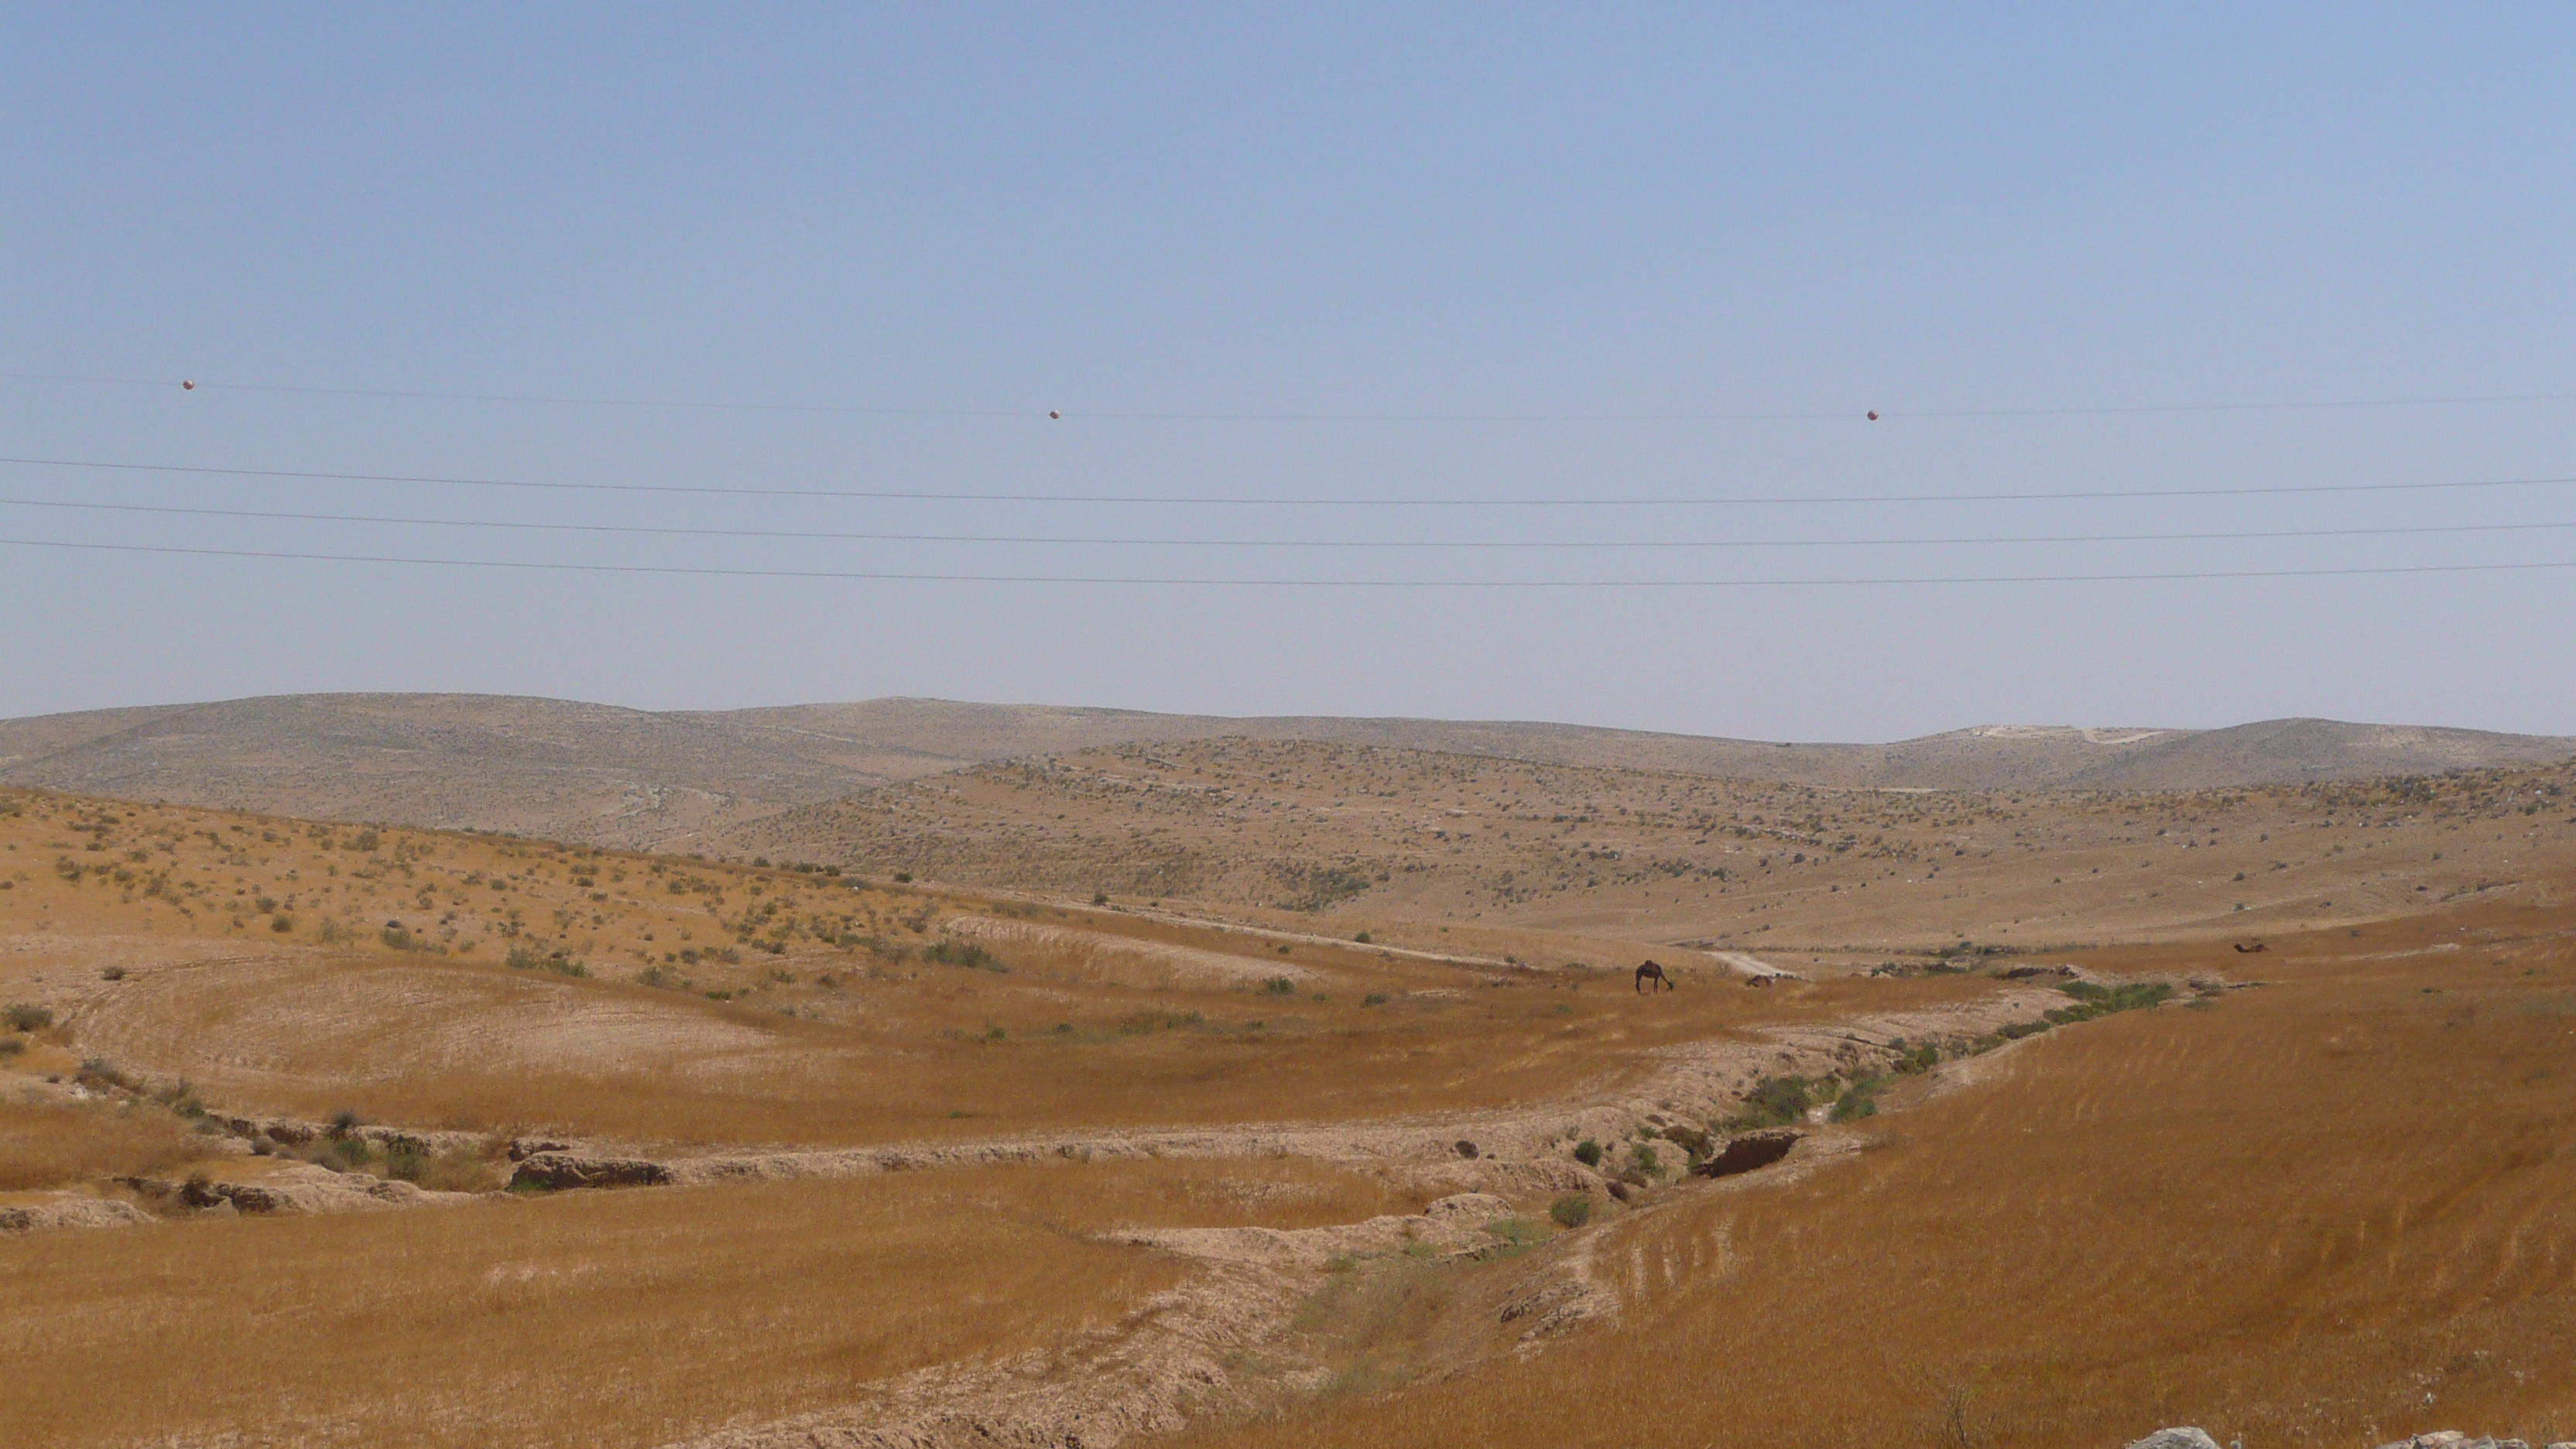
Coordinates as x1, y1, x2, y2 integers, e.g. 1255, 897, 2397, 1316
1866, 409, 1879, 421
1048, 409, 1062, 420
182, 380, 196, 391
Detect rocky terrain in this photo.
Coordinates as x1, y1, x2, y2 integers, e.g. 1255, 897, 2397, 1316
3, 693, 2567, 856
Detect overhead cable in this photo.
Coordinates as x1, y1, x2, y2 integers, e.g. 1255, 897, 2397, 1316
5, 454, 2574, 509
8, 368, 2576, 422
5, 495, 2574, 550
3, 536, 2571, 588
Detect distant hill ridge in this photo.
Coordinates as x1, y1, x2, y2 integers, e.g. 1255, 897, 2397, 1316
2, 693, 2567, 850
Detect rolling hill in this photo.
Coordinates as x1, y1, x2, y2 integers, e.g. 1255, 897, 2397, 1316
2, 693, 2566, 852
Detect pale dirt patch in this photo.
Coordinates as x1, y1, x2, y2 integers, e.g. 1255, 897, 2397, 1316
940, 913, 1323, 988
63, 951, 785, 1097
1708, 950, 1806, 981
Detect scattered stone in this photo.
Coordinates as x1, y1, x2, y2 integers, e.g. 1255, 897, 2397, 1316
1453, 1139, 1479, 1159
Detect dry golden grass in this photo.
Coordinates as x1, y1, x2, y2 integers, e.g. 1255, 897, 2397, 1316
46, 940, 1984, 1148
1176, 879, 2576, 1449
0, 1096, 211, 1192
5, 787, 2006, 1148
12, 780, 2576, 1448
0, 1154, 1417, 1449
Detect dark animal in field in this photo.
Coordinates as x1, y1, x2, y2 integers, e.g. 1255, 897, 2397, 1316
2232, 943, 2269, 954
1744, 974, 1773, 988
1635, 960, 1675, 993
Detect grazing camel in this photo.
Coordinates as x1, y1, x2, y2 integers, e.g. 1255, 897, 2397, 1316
2232, 942, 2269, 954
1635, 960, 1675, 994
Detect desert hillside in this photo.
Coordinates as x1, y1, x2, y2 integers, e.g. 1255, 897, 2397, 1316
725, 736, 2576, 956
5, 779, 2571, 1448
4, 694, 2567, 854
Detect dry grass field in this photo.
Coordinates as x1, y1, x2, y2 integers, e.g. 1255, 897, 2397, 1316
0, 1156, 1434, 1448
1175, 877, 2576, 1449
5, 745, 2574, 1449
0, 786, 1998, 1157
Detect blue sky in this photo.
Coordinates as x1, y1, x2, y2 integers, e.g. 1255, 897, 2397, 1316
4, 6, 2571, 738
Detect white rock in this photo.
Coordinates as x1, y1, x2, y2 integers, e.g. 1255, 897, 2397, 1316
2127, 1431, 2222, 1449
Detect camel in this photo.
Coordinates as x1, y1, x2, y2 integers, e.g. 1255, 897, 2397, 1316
1635, 960, 1675, 993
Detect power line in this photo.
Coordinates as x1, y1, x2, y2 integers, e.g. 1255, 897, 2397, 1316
9, 368, 2576, 422
7, 494, 2574, 550
4, 536, 2571, 587
5, 453, 2574, 509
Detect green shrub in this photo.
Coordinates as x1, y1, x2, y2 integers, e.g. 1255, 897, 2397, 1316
0, 1038, 22, 1057
1362, 992, 1389, 1006
328, 1136, 374, 1168
923, 940, 1005, 973
505, 944, 587, 977
1549, 1194, 1593, 1229
1830, 1075, 1889, 1122
1262, 976, 1297, 996
1729, 1075, 1817, 1129
77, 1058, 137, 1092
1572, 1138, 1604, 1167
2048, 979, 2175, 1023
5, 1003, 53, 1033
1629, 1142, 1661, 1176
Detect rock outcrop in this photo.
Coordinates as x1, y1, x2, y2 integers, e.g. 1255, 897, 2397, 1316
2369, 1423, 2576, 1434
508, 1153, 675, 1191
2125, 1432, 2221, 1449
0, 1194, 153, 1234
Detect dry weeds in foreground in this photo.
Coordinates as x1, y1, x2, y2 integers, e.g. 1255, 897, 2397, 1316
0, 1095, 206, 1192
1177, 886, 2576, 1449
0, 1156, 1425, 1448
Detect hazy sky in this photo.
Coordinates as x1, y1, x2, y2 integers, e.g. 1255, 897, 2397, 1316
5, 6, 2571, 740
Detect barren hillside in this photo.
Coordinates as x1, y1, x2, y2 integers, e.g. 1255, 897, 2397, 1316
724, 737, 2576, 956
4, 694, 2567, 855
0, 694, 872, 851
